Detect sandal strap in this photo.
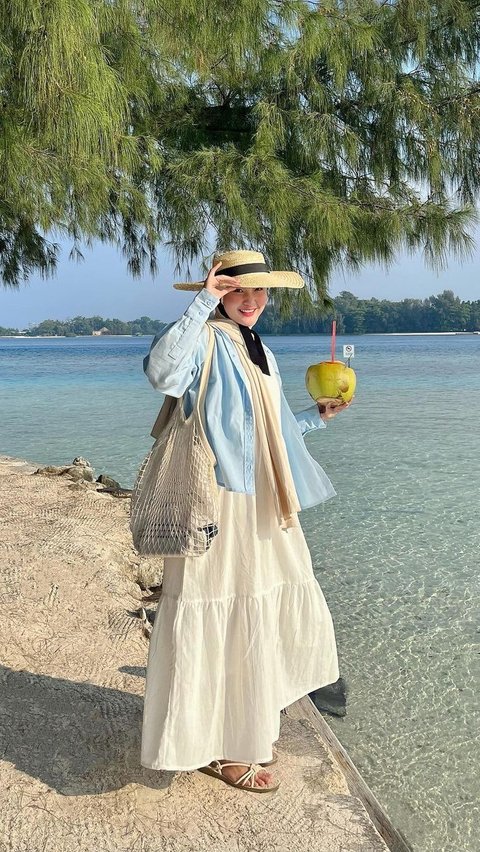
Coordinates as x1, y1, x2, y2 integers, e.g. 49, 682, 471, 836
236, 765, 257, 787
210, 761, 265, 788
214, 761, 250, 770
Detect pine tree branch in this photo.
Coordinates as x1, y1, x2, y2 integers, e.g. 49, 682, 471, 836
397, 0, 480, 49
2, 0, 479, 289
436, 83, 480, 107
210, 53, 228, 71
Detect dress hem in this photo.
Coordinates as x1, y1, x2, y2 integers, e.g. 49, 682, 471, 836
140, 674, 339, 773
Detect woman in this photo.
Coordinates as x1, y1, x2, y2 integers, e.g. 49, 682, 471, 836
140, 250, 351, 793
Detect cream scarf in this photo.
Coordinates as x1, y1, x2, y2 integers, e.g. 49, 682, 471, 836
209, 315, 301, 529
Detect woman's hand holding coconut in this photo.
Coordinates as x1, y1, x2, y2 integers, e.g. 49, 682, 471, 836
317, 397, 353, 421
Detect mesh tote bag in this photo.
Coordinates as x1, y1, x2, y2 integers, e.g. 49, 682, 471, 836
130, 325, 219, 556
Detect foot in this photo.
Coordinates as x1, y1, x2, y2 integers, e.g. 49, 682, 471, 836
212, 759, 276, 788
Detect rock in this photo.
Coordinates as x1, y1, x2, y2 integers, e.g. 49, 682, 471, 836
131, 557, 163, 590
309, 677, 348, 718
35, 464, 68, 476
67, 466, 94, 482
132, 606, 155, 639
96, 473, 122, 490
141, 586, 163, 604
71, 457, 95, 481
35, 458, 95, 483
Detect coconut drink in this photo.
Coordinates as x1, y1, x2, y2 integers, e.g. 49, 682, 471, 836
306, 359, 356, 403
305, 321, 356, 404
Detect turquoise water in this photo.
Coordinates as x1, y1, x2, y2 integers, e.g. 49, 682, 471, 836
1, 333, 479, 851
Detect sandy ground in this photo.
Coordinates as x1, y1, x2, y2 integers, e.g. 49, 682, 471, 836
0, 455, 388, 852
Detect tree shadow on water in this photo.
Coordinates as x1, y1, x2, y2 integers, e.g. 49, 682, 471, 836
0, 665, 174, 795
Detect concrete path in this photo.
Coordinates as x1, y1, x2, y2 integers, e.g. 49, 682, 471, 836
0, 456, 389, 851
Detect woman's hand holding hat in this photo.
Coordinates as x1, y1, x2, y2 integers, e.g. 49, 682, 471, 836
204, 261, 241, 298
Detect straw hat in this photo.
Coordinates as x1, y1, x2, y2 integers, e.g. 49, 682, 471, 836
173, 250, 304, 290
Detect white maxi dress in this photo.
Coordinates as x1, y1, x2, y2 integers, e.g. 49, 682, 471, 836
141, 364, 339, 771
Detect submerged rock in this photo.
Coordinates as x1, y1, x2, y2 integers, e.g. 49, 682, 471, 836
309, 677, 348, 718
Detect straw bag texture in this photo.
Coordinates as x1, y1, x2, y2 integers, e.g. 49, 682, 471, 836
130, 326, 218, 556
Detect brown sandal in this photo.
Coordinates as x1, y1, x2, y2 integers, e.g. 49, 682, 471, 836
198, 760, 280, 793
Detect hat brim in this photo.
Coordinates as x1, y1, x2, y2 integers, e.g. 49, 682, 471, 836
173, 271, 304, 291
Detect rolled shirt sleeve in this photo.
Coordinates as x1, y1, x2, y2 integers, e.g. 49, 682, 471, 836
294, 405, 326, 434
143, 289, 219, 396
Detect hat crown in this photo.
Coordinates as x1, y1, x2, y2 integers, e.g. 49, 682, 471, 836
212, 250, 266, 272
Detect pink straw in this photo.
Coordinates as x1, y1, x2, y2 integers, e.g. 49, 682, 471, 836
331, 320, 336, 361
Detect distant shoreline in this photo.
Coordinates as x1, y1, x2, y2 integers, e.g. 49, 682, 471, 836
369, 331, 480, 336
0, 334, 139, 339
1, 331, 479, 339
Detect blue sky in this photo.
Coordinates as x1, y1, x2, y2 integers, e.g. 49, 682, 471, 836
1, 234, 479, 329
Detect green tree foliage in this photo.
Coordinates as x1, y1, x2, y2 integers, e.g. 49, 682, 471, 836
257, 289, 480, 332
1, 1, 479, 301
4, 316, 166, 336
1, 292, 479, 335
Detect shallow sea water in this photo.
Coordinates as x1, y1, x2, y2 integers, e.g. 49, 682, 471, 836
1, 332, 479, 851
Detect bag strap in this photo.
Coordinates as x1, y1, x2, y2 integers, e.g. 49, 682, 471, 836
150, 394, 177, 439
150, 324, 215, 441
192, 325, 216, 463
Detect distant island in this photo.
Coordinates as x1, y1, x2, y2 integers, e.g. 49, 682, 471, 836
1, 289, 479, 336
0, 315, 166, 338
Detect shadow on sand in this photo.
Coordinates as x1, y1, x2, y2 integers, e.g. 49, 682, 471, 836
0, 665, 174, 795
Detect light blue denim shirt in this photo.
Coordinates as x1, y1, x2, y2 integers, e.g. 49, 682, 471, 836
143, 289, 336, 510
